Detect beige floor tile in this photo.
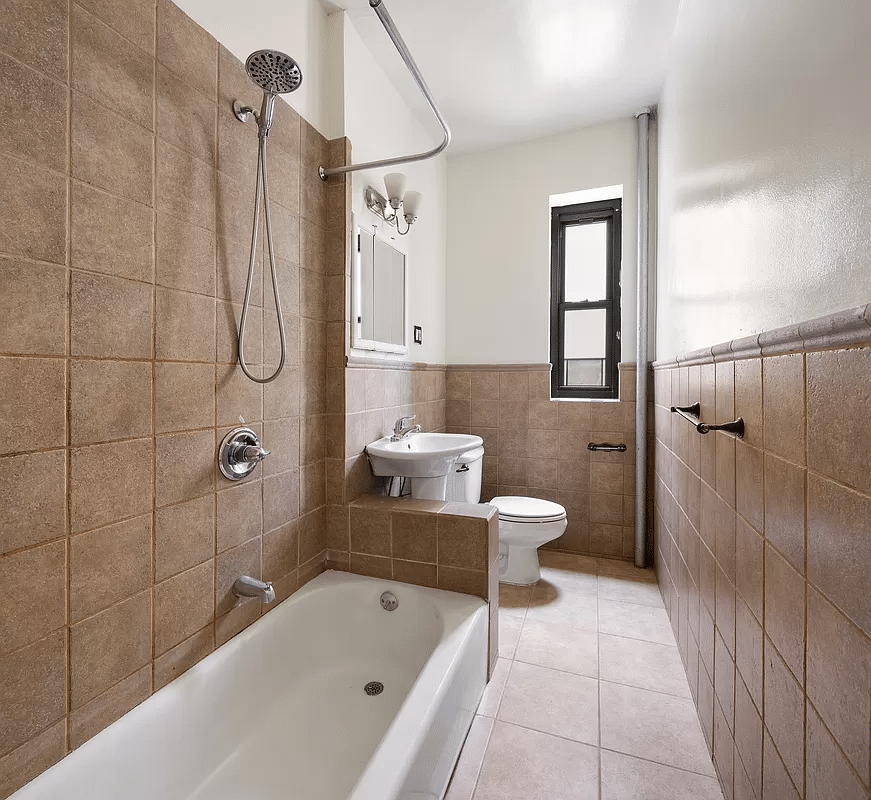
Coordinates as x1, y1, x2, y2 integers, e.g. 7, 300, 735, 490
514, 618, 598, 678
478, 658, 511, 718
446, 715, 495, 800
597, 558, 656, 582
599, 634, 691, 698
598, 598, 675, 645
498, 613, 523, 659
539, 565, 600, 596
600, 681, 716, 776
540, 550, 598, 575
499, 583, 532, 618
527, 584, 598, 630
497, 661, 599, 746
474, 721, 599, 800
598, 575, 664, 607
601, 750, 724, 800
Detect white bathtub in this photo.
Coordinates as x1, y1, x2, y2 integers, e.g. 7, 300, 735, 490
12, 571, 489, 800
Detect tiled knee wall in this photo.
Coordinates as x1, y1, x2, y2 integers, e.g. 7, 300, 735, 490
0, 0, 348, 795
653, 338, 871, 799
445, 364, 641, 559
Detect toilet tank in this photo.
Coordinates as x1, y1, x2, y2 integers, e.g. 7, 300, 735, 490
445, 446, 484, 504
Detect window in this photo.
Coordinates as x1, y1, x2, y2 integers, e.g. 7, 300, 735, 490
549, 198, 621, 399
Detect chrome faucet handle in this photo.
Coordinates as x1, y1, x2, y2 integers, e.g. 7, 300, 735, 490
232, 443, 271, 463
394, 414, 416, 434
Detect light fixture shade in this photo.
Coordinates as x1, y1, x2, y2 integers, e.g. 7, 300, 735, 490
383, 172, 407, 202
402, 190, 422, 218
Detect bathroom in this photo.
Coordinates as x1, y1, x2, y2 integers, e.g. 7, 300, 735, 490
1, 0, 869, 797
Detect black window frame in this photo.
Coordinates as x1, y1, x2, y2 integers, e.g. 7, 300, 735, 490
549, 198, 622, 400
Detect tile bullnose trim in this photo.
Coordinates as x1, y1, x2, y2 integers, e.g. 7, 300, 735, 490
652, 302, 871, 369
445, 363, 551, 372
346, 354, 446, 372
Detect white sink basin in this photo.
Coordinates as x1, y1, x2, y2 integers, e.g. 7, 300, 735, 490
366, 433, 483, 479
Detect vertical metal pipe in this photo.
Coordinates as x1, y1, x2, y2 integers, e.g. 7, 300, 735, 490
634, 108, 652, 568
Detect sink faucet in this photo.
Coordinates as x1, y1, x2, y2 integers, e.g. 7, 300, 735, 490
233, 575, 275, 603
391, 415, 421, 441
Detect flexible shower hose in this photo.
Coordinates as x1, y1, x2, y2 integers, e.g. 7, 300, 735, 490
238, 134, 287, 384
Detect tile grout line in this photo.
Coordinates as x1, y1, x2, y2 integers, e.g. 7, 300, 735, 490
149, 0, 158, 699
64, 0, 73, 757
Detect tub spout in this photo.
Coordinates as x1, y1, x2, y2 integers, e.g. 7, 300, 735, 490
233, 575, 275, 603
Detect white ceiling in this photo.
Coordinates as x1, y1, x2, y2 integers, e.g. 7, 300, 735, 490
334, 0, 681, 154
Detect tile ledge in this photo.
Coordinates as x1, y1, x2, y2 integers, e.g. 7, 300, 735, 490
652, 303, 871, 369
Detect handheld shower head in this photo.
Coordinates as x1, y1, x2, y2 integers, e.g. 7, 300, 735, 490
244, 50, 303, 137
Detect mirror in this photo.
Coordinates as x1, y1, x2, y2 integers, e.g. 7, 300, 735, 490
353, 226, 407, 354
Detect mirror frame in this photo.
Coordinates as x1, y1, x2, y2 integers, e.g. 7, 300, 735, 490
351, 220, 409, 355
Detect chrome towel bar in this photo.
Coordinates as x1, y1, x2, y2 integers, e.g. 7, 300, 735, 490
670, 403, 745, 438
587, 442, 627, 452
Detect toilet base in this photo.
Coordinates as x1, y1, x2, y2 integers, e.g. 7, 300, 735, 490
498, 544, 543, 586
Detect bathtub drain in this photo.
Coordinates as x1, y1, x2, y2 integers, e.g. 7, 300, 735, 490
364, 681, 384, 696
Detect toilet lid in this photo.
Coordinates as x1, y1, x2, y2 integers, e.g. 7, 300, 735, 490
490, 496, 567, 523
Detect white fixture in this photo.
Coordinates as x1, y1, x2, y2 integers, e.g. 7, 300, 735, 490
446, 449, 567, 586
365, 172, 422, 234
365, 432, 483, 501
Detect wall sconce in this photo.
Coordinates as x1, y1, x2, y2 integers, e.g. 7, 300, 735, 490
364, 172, 422, 235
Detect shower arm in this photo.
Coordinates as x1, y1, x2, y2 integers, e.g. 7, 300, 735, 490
317, 0, 451, 181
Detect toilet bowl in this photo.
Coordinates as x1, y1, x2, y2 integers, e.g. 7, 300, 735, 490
490, 496, 567, 585
444, 449, 568, 586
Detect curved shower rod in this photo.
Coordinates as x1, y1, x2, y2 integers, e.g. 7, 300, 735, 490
318, 0, 451, 180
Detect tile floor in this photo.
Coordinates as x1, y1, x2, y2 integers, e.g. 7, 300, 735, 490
446, 551, 724, 800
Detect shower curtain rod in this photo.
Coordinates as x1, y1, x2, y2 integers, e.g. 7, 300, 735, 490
318, 0, 451, 180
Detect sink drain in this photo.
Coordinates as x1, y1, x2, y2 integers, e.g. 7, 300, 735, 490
364, 681, 384, 696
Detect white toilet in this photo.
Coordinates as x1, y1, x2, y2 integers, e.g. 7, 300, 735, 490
445, 448, 568, 585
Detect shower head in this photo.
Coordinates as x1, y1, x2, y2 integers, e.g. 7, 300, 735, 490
245, 50, 303, 95
243, 50, 302, 138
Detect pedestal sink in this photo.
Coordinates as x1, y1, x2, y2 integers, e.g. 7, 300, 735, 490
365, 432, 483, 500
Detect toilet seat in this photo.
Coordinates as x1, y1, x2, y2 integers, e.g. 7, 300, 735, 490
490, 496, 567, 524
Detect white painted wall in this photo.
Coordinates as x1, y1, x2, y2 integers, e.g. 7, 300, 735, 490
342, 14, 447, 365
445, 119, 638, 365
174, 0, 342, 138
656, 0, 871, 360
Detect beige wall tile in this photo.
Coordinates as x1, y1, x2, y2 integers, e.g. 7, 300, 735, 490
300, 462, 325, 514
391, 511, 437, 563
71, 182, 154, 283
70, 665, 150, 749
0, 357, 66, 455
215, 599, 259, 647
806, 587, 871, 783
0, 258, 66, 357
0, 631, 66, 758
0, 0, 68, 82
215, 537, 260, 617
0, 52, 67, 173
156, 0, 217, 100
590, 462, 623, 494
215, 480, 262, 553
263, 469, 300, 532
735, 596, 763, 711
0, 451, 66, 555
154, 560, 214, 656
350, 552, 392, 580
438, 515, 488, 571
156, 288, 216, 362
72, 4, 154, 129
70, 271, 153, 359
71, 438, 153, 533
155, 495, 214, 581
155, 430, 215, 507
156, 213, 216, 296
446, 370, 470, 399
0, 153, 67, 264
0, 719, 66, 799
392, 560, 437, 588
350, 506, 391, 557
0, 542, 65, 658
70, 590, 152, 709
70, 359, 152, 445
734, 518, 762, 622
807, 473, 871, 637
762, 354, 805, 465
471, 371, 500, 400
734, 442, 763, 532
70, 514, 151, 623
263, 520, 299, 579
154, 626, 214, 690
437, 566, 487, 599
762, 730, 800, 800
715, 435, 736, 509
156, 139, 215, 229
763, 639, 804, 793
156, 64, 216, 165
155, 362, 215, 434
733, 359, 762, 449
807, 347, 871, 495
805, 703, 868, 800
72, 93, 153, 207
763, 454, 805, 573
75, 0, 154, 53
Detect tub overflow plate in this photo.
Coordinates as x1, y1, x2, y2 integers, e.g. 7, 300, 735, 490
380, 591, 398, 611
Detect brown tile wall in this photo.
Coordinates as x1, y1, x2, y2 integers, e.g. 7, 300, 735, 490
653, 345, 871, 800
0, 1, 348, 794
445, 364, 639, 559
